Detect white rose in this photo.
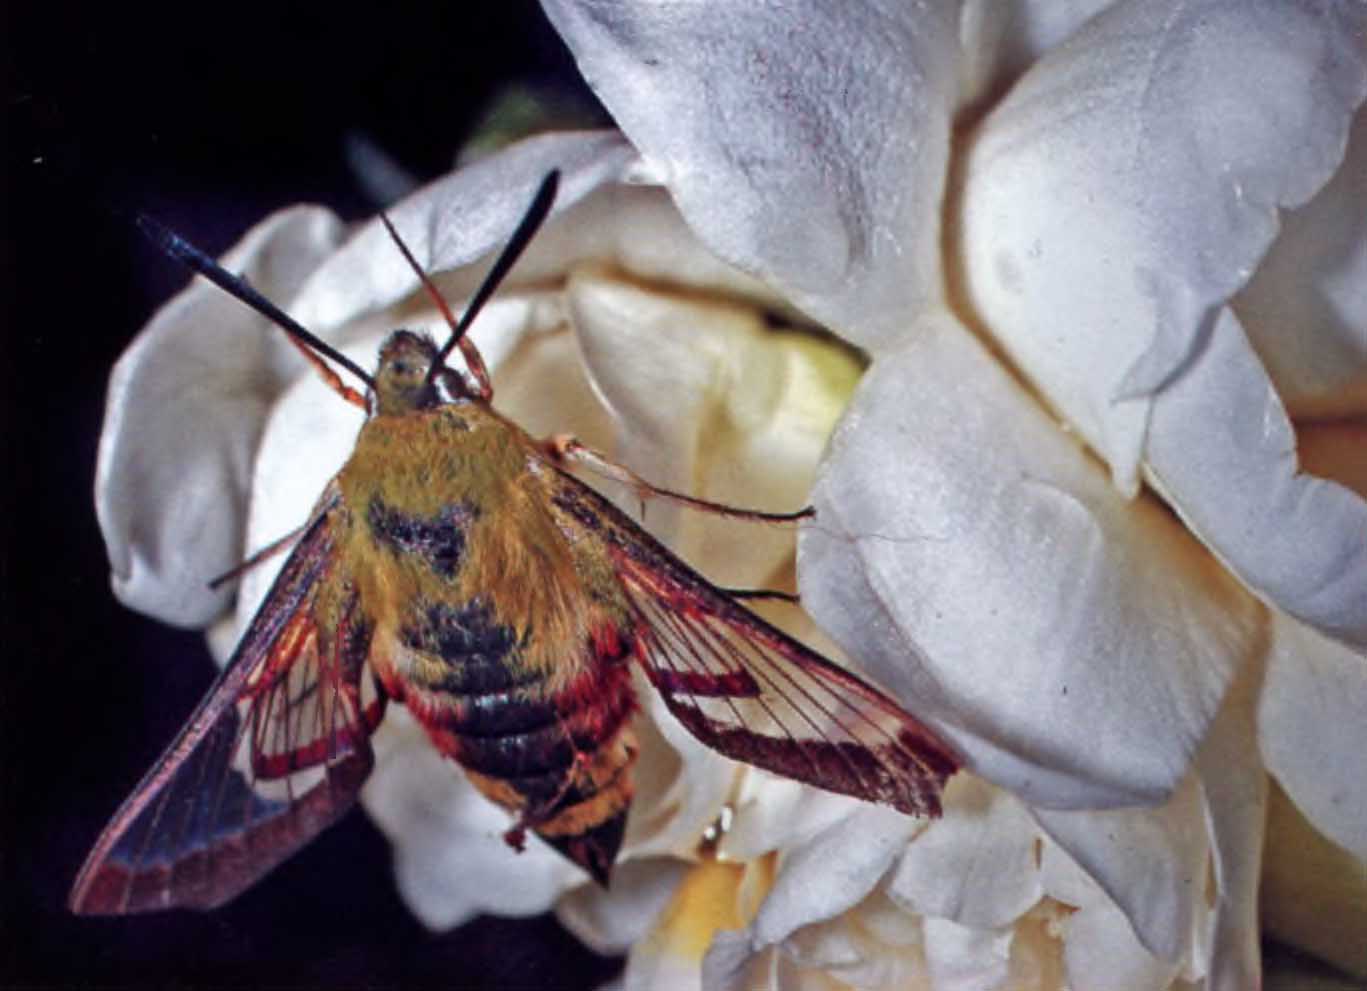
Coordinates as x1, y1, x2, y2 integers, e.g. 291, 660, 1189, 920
95, 0, 1367, 987
540, 0, 1367, 986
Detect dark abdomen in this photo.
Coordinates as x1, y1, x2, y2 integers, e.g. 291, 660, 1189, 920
396, 599, 638, 885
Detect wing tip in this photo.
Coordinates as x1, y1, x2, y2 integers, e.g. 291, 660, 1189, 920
67, 862, 130, 916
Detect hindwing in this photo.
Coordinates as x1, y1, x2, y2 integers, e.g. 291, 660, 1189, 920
548, 472, 958, 818
70, 484, 385, 914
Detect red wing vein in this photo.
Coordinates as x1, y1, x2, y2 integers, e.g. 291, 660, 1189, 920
632, 597, 774, 754
645, 611, 758, 738
635, 591, 840, 786
291, 665, 310, 782
306, 682, 321, 787
252, 680, 273, 776
284, 669, 303, 779
681, 603, 881, 796
639, 595, 747, 703
316, 673, 334, 781
719, 614, 902, 754
641, 600, 718, 697
625, 570, 952, 807
752, 637, 936, 785
289, 656, 313, 775
702, 601, 937, 772
283, 689, 299, 801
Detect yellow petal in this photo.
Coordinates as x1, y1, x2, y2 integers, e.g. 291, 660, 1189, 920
627, 856, 776, 991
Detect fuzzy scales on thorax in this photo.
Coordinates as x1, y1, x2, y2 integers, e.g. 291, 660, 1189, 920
332, 400, 639, 882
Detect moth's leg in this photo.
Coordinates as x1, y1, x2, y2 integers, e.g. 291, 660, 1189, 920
502, 747, 592, 852
281, 336, 369, 410
207, 523, 307, 590
539, 433, 815, 523
720, 588, 801, 604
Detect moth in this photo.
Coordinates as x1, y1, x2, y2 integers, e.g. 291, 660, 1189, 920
70, 172, 959, 915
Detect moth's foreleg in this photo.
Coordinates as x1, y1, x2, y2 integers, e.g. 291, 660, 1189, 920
500, 746, 592, 853
718, 587, 801, 604
284, 334, 370, 410
207, 523, 308, 590
540, 433, 815, 524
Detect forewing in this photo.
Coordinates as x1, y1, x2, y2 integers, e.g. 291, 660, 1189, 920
71, 484, 385, 914
550, 479, 959, 818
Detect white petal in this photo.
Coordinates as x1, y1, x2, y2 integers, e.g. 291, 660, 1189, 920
484, 305, 618, 445
557, 858, 690, 954
361, 709, 580, 929
96, 207, 346, 626
1063, 899, 1180, 991
512, 183, 782, 311
702, 929, 758, 991
1259, 611, 1367, 860
959, 0, 1367, 491
1003, 902, 1071, 991
1036, 840, 1104, 914
565, 268, 856, 582
776, 900, 929, 989
232, 338, 370, 627
776, 918, 858, 973
887, 775, 1043, 930
801, 309, 1261, 807
852, 889, 929, 952
1235, 108, 1367, 416
922, 917, 1012, 991
1194, 660, 1266, 991
627, 860, 752, 991
956, 0, 1115, 109
543, 0, 959, 349
621, 682, 739, 863
1032, 775, 1208, 964
1145, 307, 1367, 647
771, 951, 840, 991
718, 776, 864, 867
497, 182, 781, 310
753, 804, 917, 949
290, 130, 639, 330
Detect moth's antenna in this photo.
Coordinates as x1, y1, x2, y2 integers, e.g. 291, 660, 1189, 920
136, 216, 376, 408
379, 212, 492, 401
380, 171, 560, 401
438, 170, 559, 370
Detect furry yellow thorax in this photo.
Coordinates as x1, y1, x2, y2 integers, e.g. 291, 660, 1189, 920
337, 401, 593, 681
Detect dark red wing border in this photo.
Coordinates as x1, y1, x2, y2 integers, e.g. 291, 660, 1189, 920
550, 478, 959, 818
70, 485, 385, 914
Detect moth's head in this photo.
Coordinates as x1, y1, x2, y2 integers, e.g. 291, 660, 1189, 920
374, 330, 443, 414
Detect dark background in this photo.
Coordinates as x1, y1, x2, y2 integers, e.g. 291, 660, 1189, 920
4, 3, 621, 987
6, 6, 1367, 990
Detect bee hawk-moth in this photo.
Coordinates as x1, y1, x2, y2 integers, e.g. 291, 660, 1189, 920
71, 172, 958, 915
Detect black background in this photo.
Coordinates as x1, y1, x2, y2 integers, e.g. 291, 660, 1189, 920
7, 6, 1367, 990
4, 3, 622, 987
